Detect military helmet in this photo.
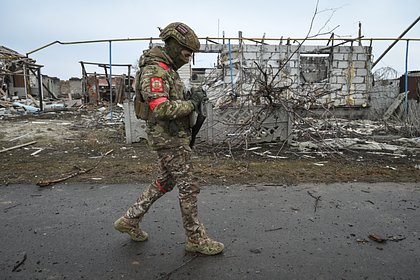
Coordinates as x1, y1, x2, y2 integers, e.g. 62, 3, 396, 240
159, 22, 200, 52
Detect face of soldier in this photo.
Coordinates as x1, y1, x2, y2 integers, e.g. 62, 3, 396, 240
180, 48, 192, 64
165, 38, 193, 70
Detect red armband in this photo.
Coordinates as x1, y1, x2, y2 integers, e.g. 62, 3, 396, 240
149, 97, 168, 110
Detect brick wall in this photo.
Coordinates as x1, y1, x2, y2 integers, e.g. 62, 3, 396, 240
203, 43, 373, 109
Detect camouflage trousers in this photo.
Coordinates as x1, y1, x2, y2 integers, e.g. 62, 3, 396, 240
125, 145, 204, 240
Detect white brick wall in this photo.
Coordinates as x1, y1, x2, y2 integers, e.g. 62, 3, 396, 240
214, 43, 372, 108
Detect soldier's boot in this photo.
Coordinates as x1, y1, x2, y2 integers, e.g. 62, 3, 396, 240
185, 226, 224, 255
114, 216, 148, 242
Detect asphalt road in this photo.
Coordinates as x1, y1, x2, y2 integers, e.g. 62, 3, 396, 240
1, 182, 419, 280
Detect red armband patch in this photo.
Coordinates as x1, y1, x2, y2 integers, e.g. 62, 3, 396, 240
150, 77, 164, 93
149, 97, 168, 110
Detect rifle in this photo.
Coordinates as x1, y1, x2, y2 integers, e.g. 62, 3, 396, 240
189, 88, 207, 148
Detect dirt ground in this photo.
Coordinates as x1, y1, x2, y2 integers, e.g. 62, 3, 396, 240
0, 108, 419, 186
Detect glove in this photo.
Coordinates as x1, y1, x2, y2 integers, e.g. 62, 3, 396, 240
189, 87, 208, 111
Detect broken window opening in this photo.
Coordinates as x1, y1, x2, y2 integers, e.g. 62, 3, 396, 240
299, 53, 330, 83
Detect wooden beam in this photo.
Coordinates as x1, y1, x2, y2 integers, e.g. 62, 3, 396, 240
0, 141, 37, 153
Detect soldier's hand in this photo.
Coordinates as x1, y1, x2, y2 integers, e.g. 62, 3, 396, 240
189, 87, 208, 111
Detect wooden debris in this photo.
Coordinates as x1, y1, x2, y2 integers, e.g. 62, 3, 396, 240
307, 191, 322, 212
383, 92, 405, 120
264, 227, 283, 232
8, 133, 31, 142
12, 252, 27, 272
37, 149, 113, 187
30, 148, 43, 156
0, 141, 37, 153
387, 235, 406, 242
368, 233, 386, 243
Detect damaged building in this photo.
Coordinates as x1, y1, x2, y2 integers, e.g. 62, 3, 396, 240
1, 37, 418, 148
0, 46, 85, 113
125, 38, 419, 145
0, 46, 44, 113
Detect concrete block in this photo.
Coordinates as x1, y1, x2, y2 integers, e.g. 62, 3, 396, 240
352, 76, 365, 84
338, 46, 352, 53
354, 99, 368, 106
357, 54, 368, 61
330, 69, 344, 76
353, 61, 366, 68
300, 45, 321, 53
329, 84, 343, 91
352, 46, 366, 54
267, 60, 280, 68
243, 45, 260, 52
289, 68, 300, 77
334, 99, 345, 106
333, 53, 345, 60
262, 52, 278, 60
243, 52, 258, 60
354, 84, 367, 91
124, 100, 147, 144
337, 76, 347, 84
338, 61, 349, 69
352, 93, 366, 100
356, 68, 368, 76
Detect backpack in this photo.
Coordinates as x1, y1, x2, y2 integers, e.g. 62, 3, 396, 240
133, 69, 150, 120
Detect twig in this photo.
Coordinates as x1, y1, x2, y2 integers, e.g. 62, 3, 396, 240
12, 252, 27, 272
3, 203, 22, 213
307, 191, 322, 212
264, 227, 283, 232
157, 255, 198, 280
36, 149, 113, 187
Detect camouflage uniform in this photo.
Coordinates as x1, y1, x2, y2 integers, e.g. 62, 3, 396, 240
114, 22, 224, 255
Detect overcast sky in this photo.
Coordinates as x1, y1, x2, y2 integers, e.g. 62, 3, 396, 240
2, 0, 419, 80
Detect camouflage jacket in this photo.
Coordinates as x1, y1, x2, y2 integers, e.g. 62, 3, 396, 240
137, 46, 194, 150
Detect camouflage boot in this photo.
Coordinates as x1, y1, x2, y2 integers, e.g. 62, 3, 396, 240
185, 227, 224, 255
114, 216, 148, 242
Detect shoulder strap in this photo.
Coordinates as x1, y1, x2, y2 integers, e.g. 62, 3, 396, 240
157, 61, 170, 71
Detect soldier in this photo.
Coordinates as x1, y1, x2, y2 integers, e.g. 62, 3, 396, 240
114, 22, 224, 255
